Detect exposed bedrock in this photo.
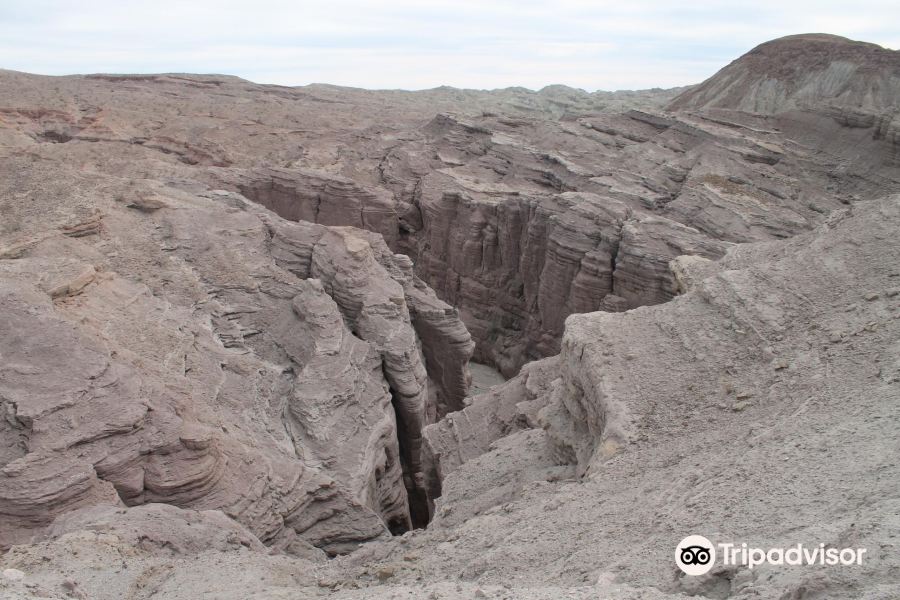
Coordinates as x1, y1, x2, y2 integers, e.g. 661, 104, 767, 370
330, 194, 900, 600
280, 278, 411, 534
298, 224, 474, 527
227, 167, 734, 376
0, 276, 386, 555
217, 99, 900, 377
231, 167, 400, 246
415, 194, 900, 510
2, 36, 900, 598
421, 356, 560, 503
0, 185, 472, 551
538, 195, 900, 477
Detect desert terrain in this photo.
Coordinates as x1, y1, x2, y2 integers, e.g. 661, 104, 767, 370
0, 33, 899, 599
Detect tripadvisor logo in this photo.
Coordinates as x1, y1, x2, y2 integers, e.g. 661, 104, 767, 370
675, 535, 867, 576
676, 535, 716, 576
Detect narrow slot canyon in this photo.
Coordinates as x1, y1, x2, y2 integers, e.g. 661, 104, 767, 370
232, 167, 718, 379
224, 108, 896, 533
239, 169, 690, 539
3, 31, 900, 600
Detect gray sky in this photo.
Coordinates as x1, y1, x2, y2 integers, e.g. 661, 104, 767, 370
2, 1, 898, 91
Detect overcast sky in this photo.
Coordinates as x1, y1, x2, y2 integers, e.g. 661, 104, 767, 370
2, 1, 897, 91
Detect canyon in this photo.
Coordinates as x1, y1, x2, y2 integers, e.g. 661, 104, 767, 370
0, 33, 899, 599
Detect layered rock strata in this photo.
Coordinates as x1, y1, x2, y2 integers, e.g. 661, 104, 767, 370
0, 181, 472, 552
221, 101, 900, 375
3, 46, 899, 378
315, 193, 900, 600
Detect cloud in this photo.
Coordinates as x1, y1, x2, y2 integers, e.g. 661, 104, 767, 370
0, 0, 896, 90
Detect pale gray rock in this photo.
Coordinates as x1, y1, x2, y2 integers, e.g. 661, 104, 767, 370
421, 357, 560, 502
46, 503, 272, 556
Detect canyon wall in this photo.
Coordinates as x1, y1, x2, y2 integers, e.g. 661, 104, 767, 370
0, 182, 471, 551
225, 103, 900, 375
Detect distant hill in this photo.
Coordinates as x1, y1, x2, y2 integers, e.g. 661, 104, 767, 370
668, 33, 900, 113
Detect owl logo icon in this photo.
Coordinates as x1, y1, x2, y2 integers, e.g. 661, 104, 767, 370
676, 535, 716, 575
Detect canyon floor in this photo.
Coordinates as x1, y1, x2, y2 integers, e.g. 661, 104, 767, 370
1, 34, 899, 599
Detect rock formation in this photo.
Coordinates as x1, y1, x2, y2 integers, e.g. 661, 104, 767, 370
0, 184, 472, 552
205, 83, 899, 375
331, 192, 900, 600
3, 39, 899, 380
1, 32, 900, 600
